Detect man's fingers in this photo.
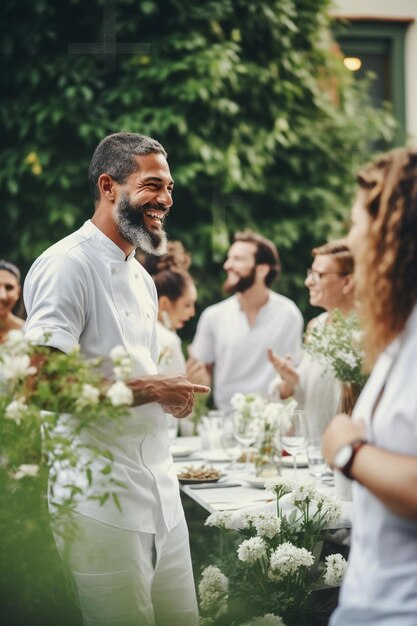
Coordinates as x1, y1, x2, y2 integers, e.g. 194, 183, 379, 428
192, 384, 210, 394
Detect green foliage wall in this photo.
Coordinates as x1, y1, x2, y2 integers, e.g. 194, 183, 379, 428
1, 0, 395, 329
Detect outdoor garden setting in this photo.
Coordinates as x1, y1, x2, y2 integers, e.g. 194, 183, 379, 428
2, 1, 417, 625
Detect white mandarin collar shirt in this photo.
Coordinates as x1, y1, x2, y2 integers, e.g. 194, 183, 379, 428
24, 220, 183, 533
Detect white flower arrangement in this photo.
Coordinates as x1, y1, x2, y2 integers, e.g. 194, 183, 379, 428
198, 478, 346, 626
1, 330, 133, 506
304, 309, 367, 387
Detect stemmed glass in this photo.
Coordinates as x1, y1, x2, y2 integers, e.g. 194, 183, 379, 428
220, 414, 242, 470
280, 409, 308, 478
233, 411, 259, 472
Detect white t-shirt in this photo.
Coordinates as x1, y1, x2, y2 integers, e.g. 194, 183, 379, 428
191, 291, 303, 410
332, 304, 417, 625
23, 220, 183, 533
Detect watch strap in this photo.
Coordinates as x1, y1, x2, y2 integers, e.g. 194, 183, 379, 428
342, 438, 367, 479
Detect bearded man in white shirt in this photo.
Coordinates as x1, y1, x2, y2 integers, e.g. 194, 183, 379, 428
23, 132, 209, 626
191, 231, 303, 411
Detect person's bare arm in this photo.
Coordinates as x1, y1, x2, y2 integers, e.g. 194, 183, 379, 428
322, 414, 417, 520
267, 349, 299, 399
126, 373, 210, 418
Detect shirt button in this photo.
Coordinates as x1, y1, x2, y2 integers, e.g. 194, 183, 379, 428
111, 268, 117, 275
125, 311, 130, 317
134, 273, 139, 279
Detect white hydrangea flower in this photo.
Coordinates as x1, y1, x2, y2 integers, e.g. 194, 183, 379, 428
264, 476, 294, 496
245, 512, 281, 539
106, 381, 133, 406
110, 345, 132, 380
198, 565, 228, 615
289, 481, 319, 504
269, 542, 314, 580
237, 537, 267, 563
315, 492, 342, 522
76, 383, 100, 409
324, 553, 348, 586
5, 397, 28, 424
243, 614, 286, 626
14, 464, 40, 480
205, 511, 233, 529
0, 354, 37, 380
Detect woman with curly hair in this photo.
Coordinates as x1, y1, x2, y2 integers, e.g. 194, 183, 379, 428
323, 147, 417, 624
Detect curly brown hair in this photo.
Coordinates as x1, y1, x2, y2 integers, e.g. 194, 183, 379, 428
356, 147, 417, 366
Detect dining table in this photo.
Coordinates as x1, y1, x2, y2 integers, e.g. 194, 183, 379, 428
171, 436, 353, 529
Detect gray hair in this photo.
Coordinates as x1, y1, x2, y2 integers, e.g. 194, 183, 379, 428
88, 132, 167, 203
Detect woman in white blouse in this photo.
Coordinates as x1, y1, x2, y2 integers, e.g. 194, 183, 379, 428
323, 147, 417, 625
268, 240, 355, 436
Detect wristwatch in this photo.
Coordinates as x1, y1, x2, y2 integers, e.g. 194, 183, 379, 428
334, 439, 367, 479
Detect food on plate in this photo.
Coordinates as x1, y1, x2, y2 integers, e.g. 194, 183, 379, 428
177, 465, 221, 481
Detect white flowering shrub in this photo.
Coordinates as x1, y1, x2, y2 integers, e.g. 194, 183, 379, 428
198, 477, 346, 626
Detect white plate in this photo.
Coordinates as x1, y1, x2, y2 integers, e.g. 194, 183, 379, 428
198, 449, 230, 463
281, 453, 308, 468
170, 445, 193, 458
241, 475, 269, 489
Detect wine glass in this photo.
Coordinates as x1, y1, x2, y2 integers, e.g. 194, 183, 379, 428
220, 414, 242, 469
233, 411, 259, 472
281, 410, 308, 478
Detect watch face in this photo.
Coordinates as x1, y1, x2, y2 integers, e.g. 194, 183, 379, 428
334, 444, 352, 469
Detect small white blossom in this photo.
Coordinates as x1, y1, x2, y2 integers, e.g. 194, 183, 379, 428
0, 354, 37, 380
289, 481, 319, 504
76, 383, 100, 409
265, 476, 295, 496
315, 493, 342, 523
245, 512, 281, 539
5, 398, 28, 424
5, 329, 26, 347
242, 614, 286, 626
106, 381, 133, 406
237, 537, 267, 563
230, 392, 246, 411
324, 553, 348, 586
14, 464, 40, 480
205, 511, 233, 529
337, 351, 358, 369
110, 345, 129, 362
198, 565, 228, 615
269, 542, 314, 580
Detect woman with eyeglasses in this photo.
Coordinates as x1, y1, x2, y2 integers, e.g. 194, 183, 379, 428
268, 240, 355, 436
0, 260, 24, 344
322, 147, 417, 625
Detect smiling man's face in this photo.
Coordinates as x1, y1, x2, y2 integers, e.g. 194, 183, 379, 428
115, 153, 174, 255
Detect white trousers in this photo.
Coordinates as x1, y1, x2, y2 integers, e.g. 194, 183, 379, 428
54, 513, 199, 626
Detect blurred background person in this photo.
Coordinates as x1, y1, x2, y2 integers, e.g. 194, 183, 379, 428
0, 260, 24, 343
268, 240, 355, 436
191, 230, 303, 411
142, 242, 209, 436
323, 147, 417, 625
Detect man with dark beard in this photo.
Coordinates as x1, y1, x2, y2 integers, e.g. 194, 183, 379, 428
23, 133, 209, 626
191, 230, 303, 411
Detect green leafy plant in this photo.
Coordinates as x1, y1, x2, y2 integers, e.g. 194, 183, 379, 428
0, 330, 133, 624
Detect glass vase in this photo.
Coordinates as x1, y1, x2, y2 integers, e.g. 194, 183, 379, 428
254, 431, 281, 478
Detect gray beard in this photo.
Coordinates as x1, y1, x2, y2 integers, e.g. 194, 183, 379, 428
115, 194, 168, 256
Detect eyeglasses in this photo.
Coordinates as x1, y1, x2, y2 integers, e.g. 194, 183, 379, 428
306, 268, 348, 282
